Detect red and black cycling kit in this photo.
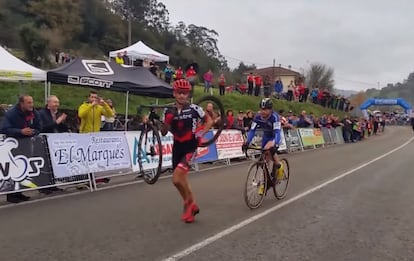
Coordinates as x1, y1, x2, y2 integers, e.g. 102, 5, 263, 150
164, 103, 206, 171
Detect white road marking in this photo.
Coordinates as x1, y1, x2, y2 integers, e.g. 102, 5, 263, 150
163, 136, 414, 261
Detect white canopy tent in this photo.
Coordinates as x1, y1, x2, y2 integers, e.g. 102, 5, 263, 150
0, 46, 46, 82
109, 41, 169, 63
0, 46, 48, 103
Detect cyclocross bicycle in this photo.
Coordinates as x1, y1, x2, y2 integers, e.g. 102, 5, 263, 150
136, 95, 225, 185
244, 146, 290, 209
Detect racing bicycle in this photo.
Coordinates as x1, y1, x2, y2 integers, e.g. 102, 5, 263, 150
244, 146, 290, 209
136, 95, 225, 185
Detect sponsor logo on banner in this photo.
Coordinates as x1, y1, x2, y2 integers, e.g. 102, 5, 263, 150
82, 60, 114, 75
47, 132, 131, 178
0, 138, 45, 182
298, 128, 325, 146
68, 76, 113, 88
250, 129, 287, 152
194, 131, 218, 163
214, 129, 244, 160
125, 131, 173, 172
0, 70, 33, 79
0, 136, 52, 193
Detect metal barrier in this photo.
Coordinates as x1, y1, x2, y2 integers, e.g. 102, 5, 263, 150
0, 126, 353, 197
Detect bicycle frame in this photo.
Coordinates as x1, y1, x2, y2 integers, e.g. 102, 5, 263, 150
247, 147, 275, 186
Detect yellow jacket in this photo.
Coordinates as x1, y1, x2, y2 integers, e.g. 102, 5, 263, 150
78, 102, 114, 133
115, 56, 124, 64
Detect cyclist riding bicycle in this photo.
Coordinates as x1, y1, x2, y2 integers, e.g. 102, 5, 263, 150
160, 79, 213, 223
242, 98, 284, 181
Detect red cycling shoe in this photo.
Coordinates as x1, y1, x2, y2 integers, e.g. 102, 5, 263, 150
182, 201, 200, 223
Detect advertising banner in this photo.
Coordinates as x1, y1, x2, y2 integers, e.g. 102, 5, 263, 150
298, 128, 325, 146
194, 131, 218, 163
46, 132, 131, 178
249, 129, 288, 152
285, 129, 302, 151
214, 129, 244, 160
0, 136, 52, 193
125, 131, 173, 172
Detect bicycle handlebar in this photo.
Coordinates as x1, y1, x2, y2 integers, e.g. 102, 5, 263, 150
246, 146, 279, 152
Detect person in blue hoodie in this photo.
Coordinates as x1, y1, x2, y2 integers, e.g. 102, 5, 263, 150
274, 78, 283, 99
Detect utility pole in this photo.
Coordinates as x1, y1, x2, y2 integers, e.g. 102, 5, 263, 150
128, 0, 132, 46
272, 58, 276, 81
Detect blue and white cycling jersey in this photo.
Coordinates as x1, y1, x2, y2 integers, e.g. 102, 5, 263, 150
246, 112, 282, 147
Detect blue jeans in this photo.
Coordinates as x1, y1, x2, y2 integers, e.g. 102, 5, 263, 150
204, 81, 211, 93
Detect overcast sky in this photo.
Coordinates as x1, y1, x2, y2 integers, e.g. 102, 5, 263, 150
161, 0, 414, 91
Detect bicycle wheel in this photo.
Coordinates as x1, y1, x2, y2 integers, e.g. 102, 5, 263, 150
244, 162, 267, 209
137, 123, 163, 185
194, 95, 225, 147
273, 158, 290, 199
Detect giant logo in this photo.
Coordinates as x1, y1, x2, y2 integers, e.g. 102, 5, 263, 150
81, 60, 114, 75
0, 138, 45, 182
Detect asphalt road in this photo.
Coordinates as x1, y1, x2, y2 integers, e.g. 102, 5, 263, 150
0, 126, 413, 261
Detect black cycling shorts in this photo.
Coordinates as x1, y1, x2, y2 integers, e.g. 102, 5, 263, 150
172, 140, 198, 172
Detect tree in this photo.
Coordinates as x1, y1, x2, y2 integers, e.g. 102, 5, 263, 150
231, 62, 257, 83
350, 91, 367, 106
305, 63, 335, 90
144, 0, 170, 32
19, 24, 49, 67
27, 0, 82, 49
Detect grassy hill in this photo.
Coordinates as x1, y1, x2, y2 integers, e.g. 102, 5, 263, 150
0, 82, 346, 118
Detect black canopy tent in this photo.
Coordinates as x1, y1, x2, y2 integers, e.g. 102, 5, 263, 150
46, 59, 173, 128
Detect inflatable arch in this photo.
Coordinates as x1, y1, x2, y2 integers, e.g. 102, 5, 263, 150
360, 98, 412, 118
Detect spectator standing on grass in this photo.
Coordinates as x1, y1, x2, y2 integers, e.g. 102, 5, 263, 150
274, 78, 283, 99
40, 95, 68, 133
226, 110, 235, 129
236, 111, 245, 132
254, 75, 262, 96
186, 66, 197, 98
39, 95, 67, 194
287, 80, 294, 101
115, 52, 124, 65
218, 73, 226, 96
0, 95, 41, 203
78, 91, 114, 185
164, 64, 174, 84
102, 99, 116, 131
203, 69, 213, 93
247, 73, 254, 96
175, 66, 183, 80
243, 110, 254, 131
78, 91, 114, 133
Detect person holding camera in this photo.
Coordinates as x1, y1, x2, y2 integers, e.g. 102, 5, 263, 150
78, 91, 114, 133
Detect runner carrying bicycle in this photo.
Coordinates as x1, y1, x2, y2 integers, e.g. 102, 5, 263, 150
160, 79, 213, 223
242, 98, 284, 181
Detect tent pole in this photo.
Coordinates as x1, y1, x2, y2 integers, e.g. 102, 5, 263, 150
125, 91, 129, 131
48, 82, 51, 96
19, 80, 23, 95
44, 81, 47, 104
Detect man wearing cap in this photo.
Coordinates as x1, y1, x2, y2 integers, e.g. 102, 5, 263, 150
236, 110, 245, 131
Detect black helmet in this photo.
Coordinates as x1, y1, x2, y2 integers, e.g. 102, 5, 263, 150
260, 98, 273, 109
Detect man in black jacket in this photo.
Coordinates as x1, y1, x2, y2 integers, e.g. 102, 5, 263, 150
39, 95, 68, 133
38, 95, 67, 194
0, 95, 41, 203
